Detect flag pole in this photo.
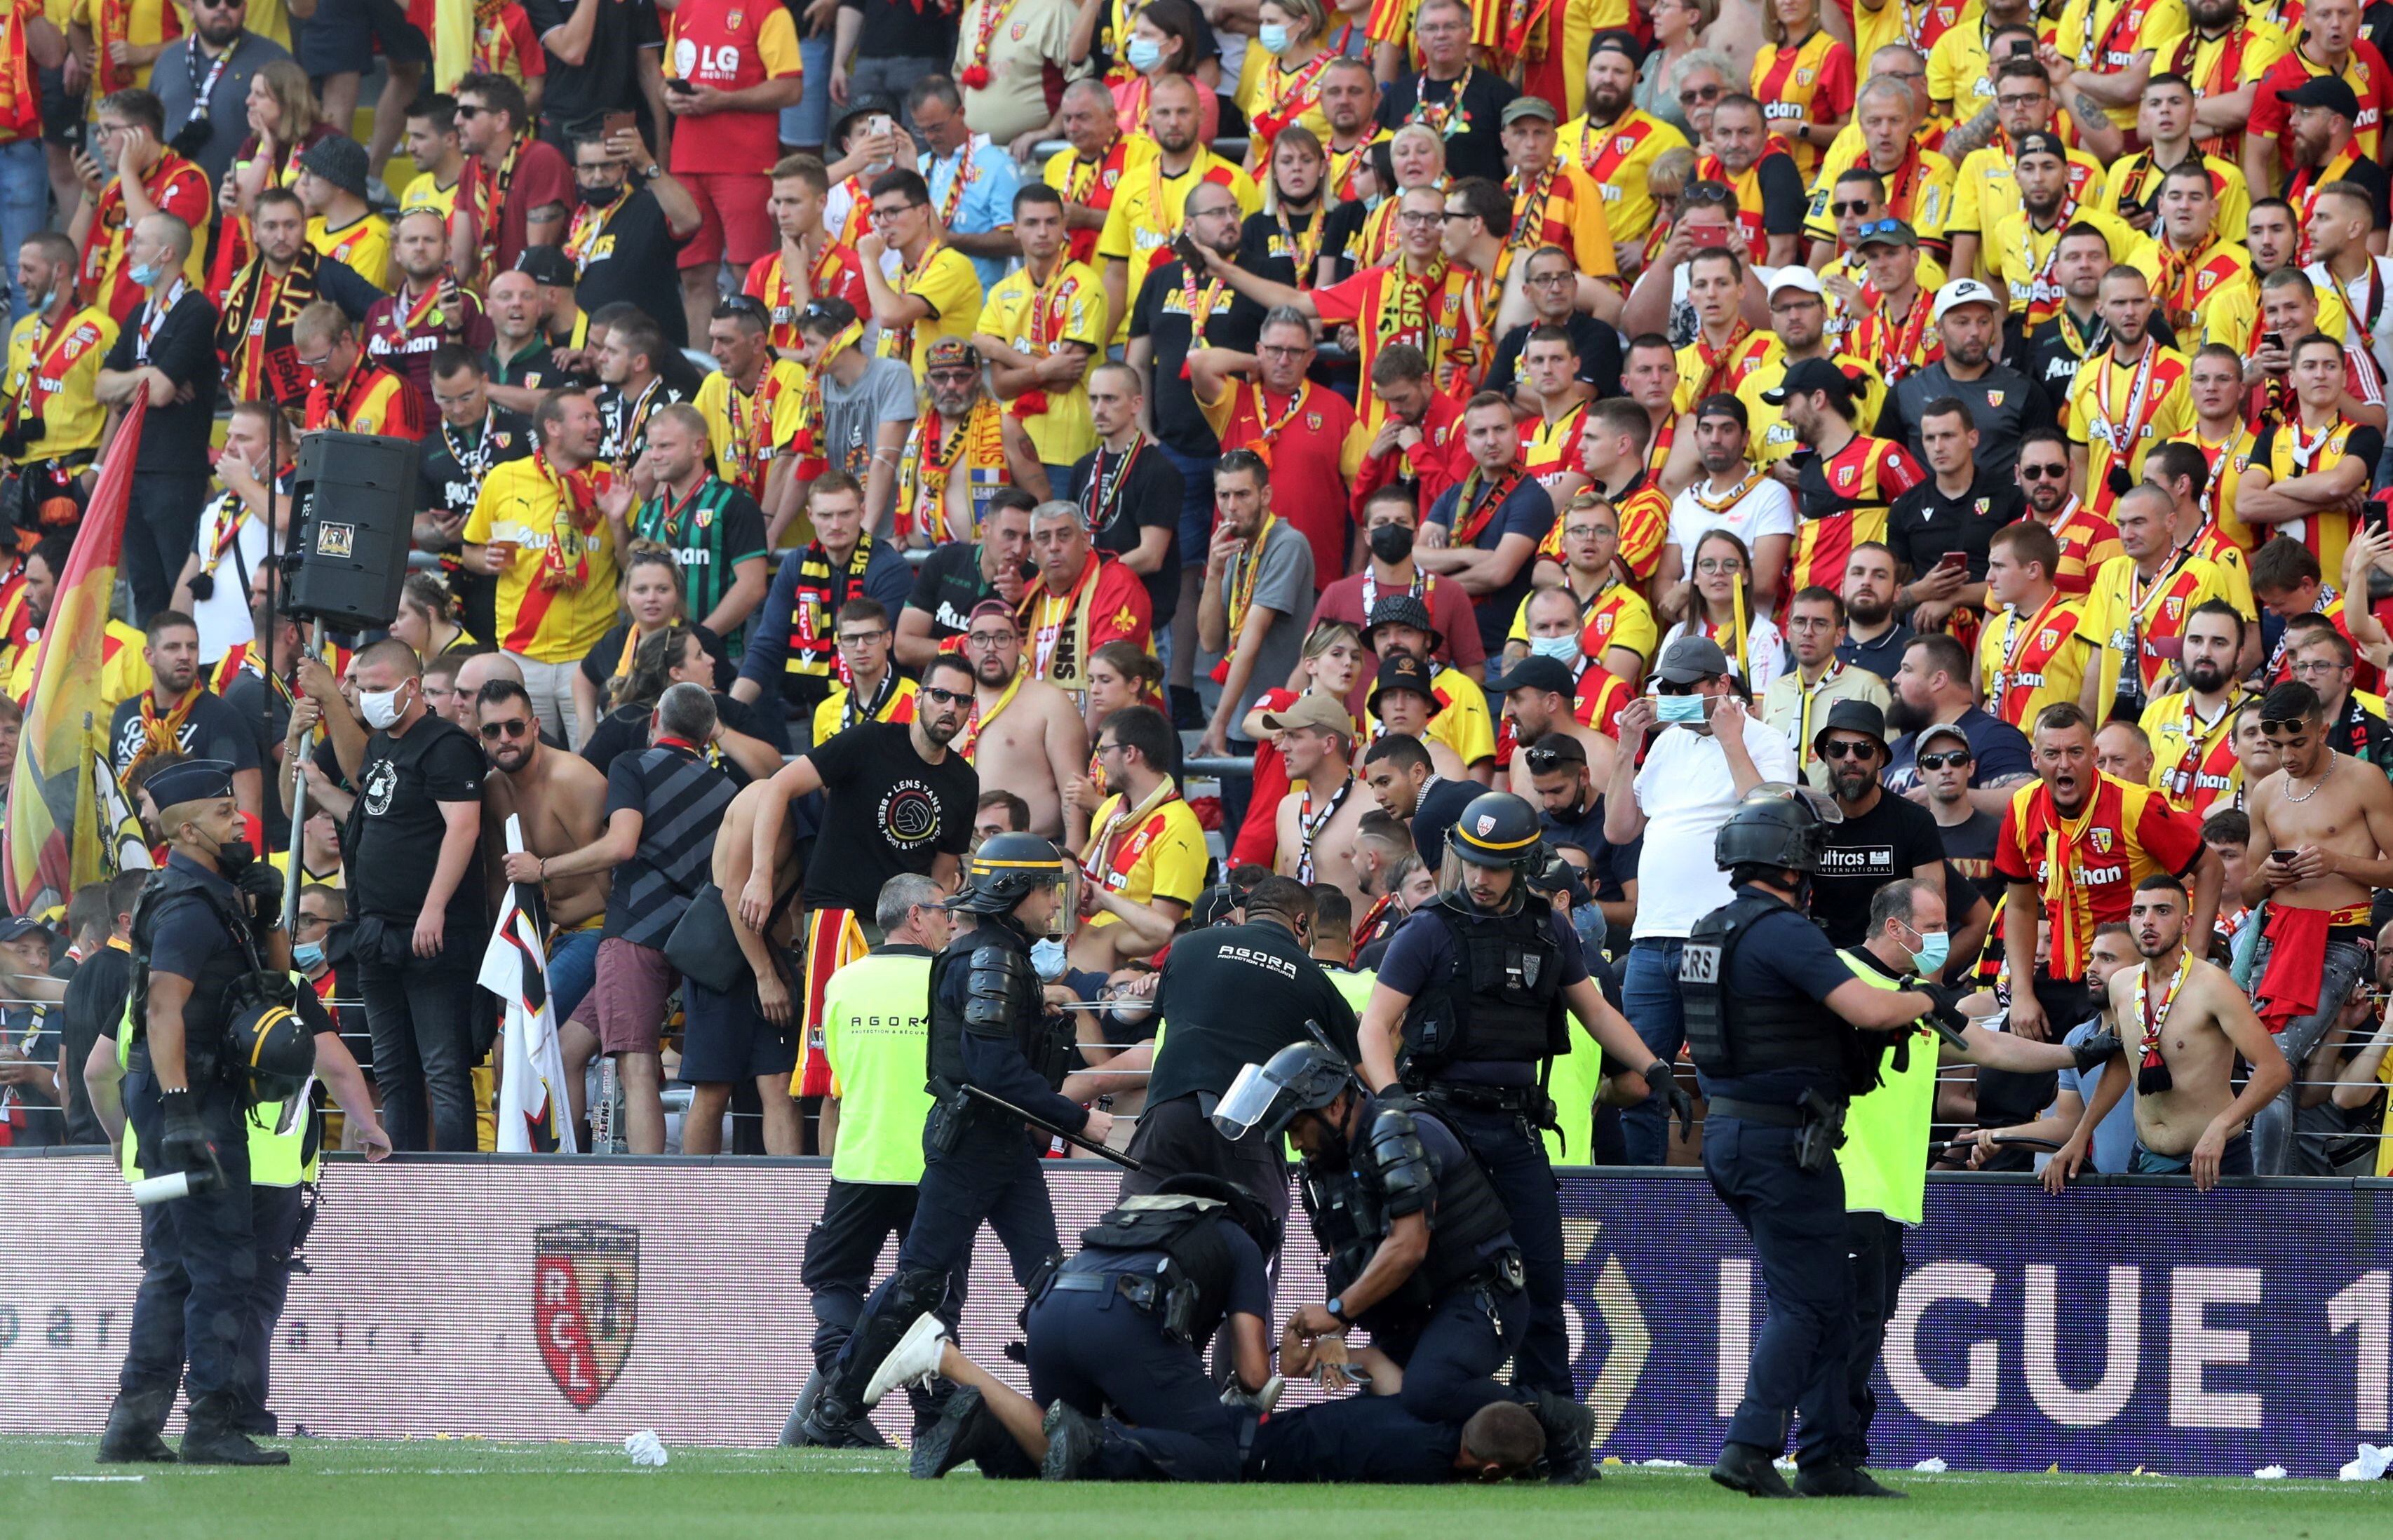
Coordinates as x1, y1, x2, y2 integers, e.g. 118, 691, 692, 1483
281, 621, 320, 932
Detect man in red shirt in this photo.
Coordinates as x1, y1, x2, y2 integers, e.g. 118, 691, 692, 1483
1348, 342, 1469, 520
297, 302, 425, 440
1310, 483, 1487, 675
2244, 0, 2393, 194
448, 72, 573, 289
363, 209, 493, 416
71, 89, 210, 325
1190, 307, 1367, 592
663, 0, 805, 344
747, 156, 872, 356
1022, 501, 1153, 732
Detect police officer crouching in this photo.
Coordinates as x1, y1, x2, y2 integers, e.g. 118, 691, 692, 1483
100, 759, 299, 1466
1213, 1041, 1584, 1476
1681, 785, 1968, 1499
1358, 790, 1689, 1482
796, 835, 1103, 1448
869, 1174, 1280, 1482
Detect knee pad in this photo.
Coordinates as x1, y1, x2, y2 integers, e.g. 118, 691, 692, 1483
884, 1264, 949, 1323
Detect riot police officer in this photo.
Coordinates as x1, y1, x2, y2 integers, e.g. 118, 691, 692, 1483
1680, 785, 1967, 1499
1357, 790, 1687, 1480
877, 1174, 1279, 1482
100, 759, 295, 1466
796, 835, 1105, 1447
1243, 1394, 1546, 1485
1212, 1041, 1589, 1478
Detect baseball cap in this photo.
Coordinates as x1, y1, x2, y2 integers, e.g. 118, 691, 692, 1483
1586, 29, 1639, 62
1933, 278, 2003, 321
1484, 655, 1577, 698
1260, 694, 1354, 734
0, 915, 51, 945
1760, 356, 1856, 406
1653, 635, 1732, 684
1854, 217, 1917, 250
1767, 266, 1826, 299
2013, 130, 2068, 163
513, 245, 578, 288
1693, 393, 1748, 427
924, 337, 980, 372
1917, 722, 1974, 757
2279, 74, 2361, 119
1502, 96, 1559, 126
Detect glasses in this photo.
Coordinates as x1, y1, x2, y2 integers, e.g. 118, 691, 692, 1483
1678, 83, 1725, 107
1655, 679, 1697, 696
1830, 200, 1876, 217
837, 630, 888, 647
297, 352, 334, 373
1095, 741, 1126, 757
1258, 342, 1311, 358
1852, 217, 1906, 241
1820, 738, 1879, 760
2018, 462, 2069, 480
872, 201, 919, 218
1694, 558, 1744, 574
1995, 93, 2047, 109
2259, 716, 2314, 735
479, 718, 534, 741
454, 103, 488, 118
713, 295, 769, 321
1395, 210, 1443, 227
1523, 745, 1577, 773
1679, 181, 1734, 205
2287, 660, 2343, 678
922, 685, 971, 705
926, 367, 978, 384
294, 911, 332, 936
965, 630, 1016, 648
1917, 749, 1974, 770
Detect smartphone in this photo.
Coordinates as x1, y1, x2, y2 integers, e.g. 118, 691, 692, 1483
2262, 330, 2284, 353
1171, 232, 1206, 270
2271, 849, 2300, 865
602, 109, 637, 137
2366, 496, 2390, 536
870, 114, 896, 140
1933, 550, 1969, 573
1689, 226, 1732, 250
666, 77, 697, 95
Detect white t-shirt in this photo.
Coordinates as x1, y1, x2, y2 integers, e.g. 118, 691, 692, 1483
1629, 715, 1801, 940
1666, 475, 1798, 569
1660, 615, 1786, 696
186, 491, 269, 665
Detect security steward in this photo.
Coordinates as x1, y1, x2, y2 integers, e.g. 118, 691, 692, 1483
98, 759, 298, 1466
874, 1175, 1280, 1482
1211, 1041, 1588, 1480
1680, 785, 1969, 1499
1358, 789, 1690, 1478
1120, 875, 1360, 1234
796, 835, 1108, 1448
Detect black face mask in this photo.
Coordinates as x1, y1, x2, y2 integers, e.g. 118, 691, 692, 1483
210, 830, 255, 876
576, 181, 623, 209
1368, 522, 1415, 564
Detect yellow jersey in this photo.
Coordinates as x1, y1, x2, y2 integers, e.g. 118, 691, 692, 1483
978, 258, 1107, 466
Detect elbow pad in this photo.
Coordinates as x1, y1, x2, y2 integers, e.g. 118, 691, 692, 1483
964, 945, 1035, 1038
1367, 1107, 1436, 1223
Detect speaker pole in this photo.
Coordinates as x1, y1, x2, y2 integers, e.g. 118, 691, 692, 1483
281, 616, 321, 936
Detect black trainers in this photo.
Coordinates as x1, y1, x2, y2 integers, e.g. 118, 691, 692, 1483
1530, 1391, 1599, 1485
1795, 1464, 1908, 1498
1710, 1442, 1795, 1498
912, 1386, 999, 1480
180, 1421, 290, 1466
1039, 1400, 1100, 1481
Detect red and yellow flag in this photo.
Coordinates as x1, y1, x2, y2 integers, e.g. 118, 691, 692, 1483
5, 397, 146, 917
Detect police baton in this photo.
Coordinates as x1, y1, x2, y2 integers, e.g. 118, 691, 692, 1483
958, 1084, 1145, 1173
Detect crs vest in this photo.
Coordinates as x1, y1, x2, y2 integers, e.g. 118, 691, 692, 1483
1299, 1093, 1513, 1326
1399, 898, 1568, 1076
126, 865, 267, 1088
924, 917, 1074, 1099
1068, 1194, 1241, 1347
1680, 886, 1863, 1093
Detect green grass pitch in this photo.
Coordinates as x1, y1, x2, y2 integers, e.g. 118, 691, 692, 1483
4, 1437, 2389, 1540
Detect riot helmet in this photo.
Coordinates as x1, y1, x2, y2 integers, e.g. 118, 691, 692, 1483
947, 832, 1081, 937
1211, 1041, 1361, 1145
1713, 781, 1842, 875
1438, 790, 1545, 912
223, 972, 314, 1103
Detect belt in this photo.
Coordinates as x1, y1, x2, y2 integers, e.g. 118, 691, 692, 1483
1420, 1081, 1538, 1113
1049, 1271, 1163, 1311
1706, 1096, 1805, 1128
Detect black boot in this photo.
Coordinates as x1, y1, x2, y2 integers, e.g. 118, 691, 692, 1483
1710, 1441, 1794, 1498
1794, 1463, 1908, 1498
912, 1386, 1004, 1480
97, 1391, 177, 1464
1529, 1391, 1599, 1485
180, 1398, 290, 1466
1039, 1401, 1100, 1481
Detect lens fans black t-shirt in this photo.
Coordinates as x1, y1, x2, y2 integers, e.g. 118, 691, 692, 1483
801, 719, 976, 913
351, 713, 487, 953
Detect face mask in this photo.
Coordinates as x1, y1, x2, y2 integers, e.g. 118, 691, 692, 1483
293, 940, 325, 971
1259, 22, 1294, 53
128, 261, 165, 286
1126, 37, 1164, 72
1903, 924, 1951, 978
576, 181, 620, 208
209, 830, 255, 876
1368, 522, 1415, 564
1530, 634, 1580, 664
1030, 936, 1067, 981
1655, 694, 1709, 724
360, 683, 410, 730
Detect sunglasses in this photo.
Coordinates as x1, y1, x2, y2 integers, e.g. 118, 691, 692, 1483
1679, 83, 1725, 106
2259, 717, 2314, 736
713, 295, 769, 321
2018, 462, 2069, 480
1820, 738, 1879, 760
921, 685, 972, 705
1680, 181, 1734, 205
1655, 680, 1698, 696
1916, 750, 1974, 770
1852, 217, 1906, 241
480, 718, 534, 741
1830, 200, 1876, 217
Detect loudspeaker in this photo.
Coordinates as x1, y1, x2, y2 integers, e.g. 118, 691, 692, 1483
285, 430, 419, 633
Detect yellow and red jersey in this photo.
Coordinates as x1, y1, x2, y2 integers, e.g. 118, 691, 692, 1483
1518, 403, 1589, 492
1671, 324, 1775, 416
2165, 15, 2290, 163
471, 0, 548, 87
2250, 29, 2393, 165
2245, 414, 2382, 582
2128, 234, 2253, 349
1537, 478, 1666, 580
1978, 591, 2089, 730
2051, 0, 2191, 130
78, 150, 209, 323
743, 243, 870, 355
1043, 134, 1157, 266
1789, 433, 1927, 593
1554, 107, 1690, 248
1994, 769, 2206, 978
2170, 426, 2258, 553
1694, 140, 1804, 265
2140, 688, 2246, 818
1502, 161, 1617, 284
305, 359, 424, 440
2040, 499, 2123, 598
1311, 259, 1492, 406
2079, 549, 2239, 707
2066, 342, 2195, 518
1749, 28, 1856, 180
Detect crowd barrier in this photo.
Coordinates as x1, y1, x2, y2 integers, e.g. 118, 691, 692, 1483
1, 1154, 2387, 1475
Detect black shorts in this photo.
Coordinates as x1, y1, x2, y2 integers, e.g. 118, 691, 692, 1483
37, 64, 81, 147
297, 0, 431, 77
679, 974, 798, 1084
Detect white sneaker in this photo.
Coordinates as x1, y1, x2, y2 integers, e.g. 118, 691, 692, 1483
861, 1313, 948, 1407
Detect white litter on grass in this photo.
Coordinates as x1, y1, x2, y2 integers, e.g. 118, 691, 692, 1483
2339, 1443, 2390, 1481
1774, 1456, 1796, 1471
1913, 1458, 1948, 1473
1639, 1459, 1690, 1467
53, 1475, 144, 1482
623, 1430, 668, 1468
2253, 1466, 2287, 1480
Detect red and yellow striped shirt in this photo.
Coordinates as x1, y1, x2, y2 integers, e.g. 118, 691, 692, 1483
1994, 771, 2204, 978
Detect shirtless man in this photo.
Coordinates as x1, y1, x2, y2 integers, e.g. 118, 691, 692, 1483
1268, 696, 1373, 910
1492, 655, 1617, 797
955, 600, 1089, 846
2237, 677, 2393, 1173
480, 677, 611, 1129
703, 778, 804, 1154
2049, 875, 2291, 1190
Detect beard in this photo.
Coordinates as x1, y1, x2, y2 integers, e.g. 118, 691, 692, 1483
1845, 592, 1892, 627
1700, 446, 1744, 475
2189, 0, 2239, 26
976, 653, 1016, 685
1831, 766, 1877, 802
1948, 335, 1990, 368
2185, 655, 2230, 694
1886, 694, 1933, 735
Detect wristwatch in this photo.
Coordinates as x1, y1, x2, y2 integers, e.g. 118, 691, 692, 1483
1324, 1295, 1352, 1327
641, 162, 663, 182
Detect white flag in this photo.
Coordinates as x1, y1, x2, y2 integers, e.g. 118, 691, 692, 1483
480, 814, 577, 1153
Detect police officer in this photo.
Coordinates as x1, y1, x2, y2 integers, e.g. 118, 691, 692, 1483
1678, 785, 1967, 1499
1243, 1395, 1546, 1485
1211, 1041, 1591, 1477
1358, 790, 1688, 1479
98, 759, 296, 1466
796, 835, 1106, 1447
876, 1174, 1280, 1482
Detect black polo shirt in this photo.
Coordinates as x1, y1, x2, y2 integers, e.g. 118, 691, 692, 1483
1128, 256, 1269, 459
1878, 361, 2054, 481
1486, 312, 1624, 400
1375, 69, 1516, 182
1836, 619, 1915, 682
1069, 438, 1183, 627
1887, 474, 2028, 583
524, 0, 662, 137
103, 289, 220, 471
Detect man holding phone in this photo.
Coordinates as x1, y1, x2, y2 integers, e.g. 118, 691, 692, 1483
1886, 397, 2027, 633
661, 0, 805, 345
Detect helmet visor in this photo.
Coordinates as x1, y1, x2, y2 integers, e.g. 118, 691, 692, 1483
1741, 780, 1845, 824
1211, 1060, 1292, 1141
1438, 843, 1528, 912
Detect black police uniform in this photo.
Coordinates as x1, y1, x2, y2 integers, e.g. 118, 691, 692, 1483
110, 855, 267, 1447
1680, 881, 1885, 1474
1024, 1197, 1272, 1482
1243, 1394, 1480, 1485
1375, 895, 1579, 1397
1298, 1090, 1525, 1426
802, 909, 1079, 1440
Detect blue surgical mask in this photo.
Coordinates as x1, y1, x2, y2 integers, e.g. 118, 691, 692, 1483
1030, 936, 1067, 981
1903, 924, 1950, 978
293, 941, 325, 971
1655, 694, 1709, 724
1259, 23, 1294, 53
1126, 37, 1164, 72
128, 261, 166, 287
1530, 634, 1580, 664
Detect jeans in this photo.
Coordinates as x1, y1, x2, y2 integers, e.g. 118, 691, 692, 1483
1619, 938, 1687, 1166
0, 140, 44, 327
848, 55, 948, 136
2249, 933, 2369, 1174
358, 956, 481, 1151
2131, 1132, 2254, 1176
1703, 1116, 1853, 1467
548, 926, 602, 1024
782, 32, 836, 147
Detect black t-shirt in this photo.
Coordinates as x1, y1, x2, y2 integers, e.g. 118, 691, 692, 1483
837, 0, 957, 61
1068, 439, 1183, 627
904, 540, 1028, 644
102, 291, 220, 471
572, 187, 694, 349
1376, 70, 1516, 182
1413, 776, 1478, 866
1486, 313, 1624, 400
109, 689, 262, 781
1809, 789, 1947, 946
1321, 198, 1371, 282
523, 0, 662, 135
1237, 206, 1332, 287
1886, 475, 2028, 583
350, 714, 487, 947
577, 619, 732, 693
1129, 257, 1269, 458
801, 720, 977, 912
1145, 919, 1361, 1105
419, 407, 537, 517
217, 670, 291, 850
1938, 806, 2005, 905
60, 943, 133, 1144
